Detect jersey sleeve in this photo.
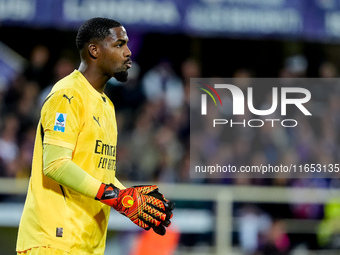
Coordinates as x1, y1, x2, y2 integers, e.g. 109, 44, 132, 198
41, 89, 83, 150
43, 144, 102, 198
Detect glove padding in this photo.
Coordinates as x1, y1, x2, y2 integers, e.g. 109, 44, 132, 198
145, 187, 175, 235
95, 184, 174, 235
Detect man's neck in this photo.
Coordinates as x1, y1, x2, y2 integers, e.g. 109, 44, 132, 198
78, 63, 109, 94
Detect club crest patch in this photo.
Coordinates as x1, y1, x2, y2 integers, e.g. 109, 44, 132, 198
54, 113, 67, 132
56, 227, 63, 237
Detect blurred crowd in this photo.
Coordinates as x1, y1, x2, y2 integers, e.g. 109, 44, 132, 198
1, 42, 340, 253
0, 45, 77, 179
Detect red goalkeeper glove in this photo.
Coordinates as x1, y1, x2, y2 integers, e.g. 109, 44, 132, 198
95, 184, 174, 235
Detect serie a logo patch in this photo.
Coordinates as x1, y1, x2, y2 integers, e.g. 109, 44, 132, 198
54, 113, 67, 132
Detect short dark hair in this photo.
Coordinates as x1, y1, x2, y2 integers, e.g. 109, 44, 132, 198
76, 17, 122, 51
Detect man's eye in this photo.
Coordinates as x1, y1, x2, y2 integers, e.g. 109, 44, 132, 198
116, 43, 123, 48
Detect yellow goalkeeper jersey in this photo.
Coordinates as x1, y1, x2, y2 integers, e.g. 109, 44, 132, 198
17, 70, 117, 254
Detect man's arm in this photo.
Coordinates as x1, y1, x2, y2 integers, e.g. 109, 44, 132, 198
43, 143, 102, 197
113, 177, 125, 190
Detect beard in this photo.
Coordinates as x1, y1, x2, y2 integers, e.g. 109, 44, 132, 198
114, 70, 128, 82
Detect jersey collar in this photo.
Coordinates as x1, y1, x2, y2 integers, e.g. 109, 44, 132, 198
73, 70, 107, 102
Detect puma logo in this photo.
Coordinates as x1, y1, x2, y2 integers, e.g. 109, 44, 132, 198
93, 116, 101, 127
63, 94, 74, 104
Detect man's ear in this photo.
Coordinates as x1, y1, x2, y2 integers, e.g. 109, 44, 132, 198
88, 44, 99, 59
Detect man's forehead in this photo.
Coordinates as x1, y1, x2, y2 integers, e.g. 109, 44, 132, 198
108, 26, 129, 41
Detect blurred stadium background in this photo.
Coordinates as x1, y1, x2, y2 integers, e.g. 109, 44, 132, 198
2, 0, 340, 254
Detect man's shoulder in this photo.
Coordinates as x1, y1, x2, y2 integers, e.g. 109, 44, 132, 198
53, 70, 82, 91
42, 72, 84, 107
47, 71, 87, 100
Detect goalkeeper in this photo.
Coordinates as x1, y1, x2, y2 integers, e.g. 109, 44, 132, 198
16, 17, 174, 255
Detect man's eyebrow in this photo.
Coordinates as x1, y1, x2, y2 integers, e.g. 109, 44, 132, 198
115, 39, 128, 44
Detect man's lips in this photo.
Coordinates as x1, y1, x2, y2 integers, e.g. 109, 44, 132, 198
125, 60, 132, 69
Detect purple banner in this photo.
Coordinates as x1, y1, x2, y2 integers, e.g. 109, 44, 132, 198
0, 0, 340, 41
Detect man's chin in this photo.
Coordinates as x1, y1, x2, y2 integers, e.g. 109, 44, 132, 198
114, 71, 128, 82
